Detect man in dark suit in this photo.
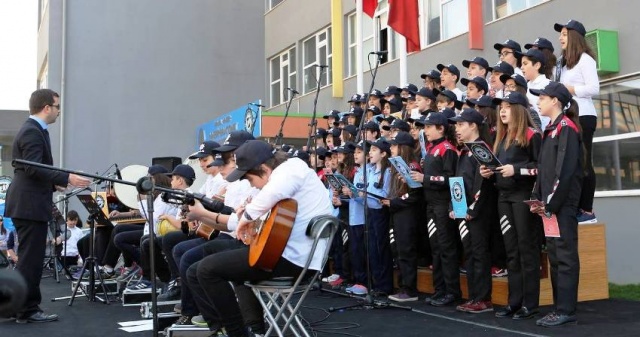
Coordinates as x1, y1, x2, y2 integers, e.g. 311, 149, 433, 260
4, 89, 90, 323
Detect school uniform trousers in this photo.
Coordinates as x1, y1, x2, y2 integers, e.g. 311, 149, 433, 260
427, 198, 461, 298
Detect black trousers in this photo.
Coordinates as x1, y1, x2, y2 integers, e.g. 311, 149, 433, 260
114, 229, 144, 267
460, 215, 492, 301
193, 242, 303, 337
393, 206, 419, 295
427, 201, 461, 298
547, 205, 580, 315
140, 235, 171, 282
102, 224, 141, 267
579, 115, 597, 212
161, 231, 190, 280
347, 225, 366, 285
498, 190, 541, 309
76, 225, 112, 266
12, 218, 48, 315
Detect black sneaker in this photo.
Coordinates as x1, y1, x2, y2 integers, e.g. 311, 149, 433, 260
173, 315, 194, 326
158, 279, 181, 301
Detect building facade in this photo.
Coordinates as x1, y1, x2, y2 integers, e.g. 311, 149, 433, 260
263, 0, 640, 283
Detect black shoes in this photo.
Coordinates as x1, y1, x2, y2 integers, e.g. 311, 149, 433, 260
424, 291, 445, 304
15, 311, 59, 324
536, 312, 577, 327
495, 305, 520, 318
513, 307, 539, 320
430, 294, 458, 307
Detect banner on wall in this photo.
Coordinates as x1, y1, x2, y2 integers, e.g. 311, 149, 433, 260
195, 100, 262, 148
0, 175, 15, 231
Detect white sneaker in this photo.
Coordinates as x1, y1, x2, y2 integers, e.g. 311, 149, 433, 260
321, 274, 340, 283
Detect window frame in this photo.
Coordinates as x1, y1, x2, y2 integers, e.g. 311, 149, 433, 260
269, 47, 297, 107
488, 0, 548, 23
302, 26, 333, 94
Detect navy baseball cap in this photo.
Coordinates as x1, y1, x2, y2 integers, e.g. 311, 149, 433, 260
348, 94, 362, 103
363, 121, 380, 131
492, 91, 529, 107
314, 147, 329, 160
500, 73, 528, 88
529, 82, 573, 106
214, 131, 255, 153
419, 112, 449, 127
462, 56, 489, 70
389, 119, 410, 132
347, 107, 364, 117
335, 141, 356, 154
226, 140, 276, 182
343, 124, 358, 137
292, 149, 310, 163
515, 49, 546, 64
487, 61, 515, 75
433, 88, 458, 102
189, 140, 220, 159
328, 127, 341, 137
466, 95, 496, 109
493, 39, 522, 53
416, 87, 437, 100
369, 89, 384, 98
524, 37, 555, 52
402, 83, 419, 95
315, 127, 329, 139
207, 153, 225, 168
461, 76, 489, 93
437, 63, 461, 81
420, 69, 441, 81
148, 164, 169, 175
554, 19, 587, 37
440, 108, 457, 120
166, 164, 196, 181
389, 131, 414, 146
366, 138, 391, 155
383, 85, 401, 96
323, 110, 341, 120
449, 108, 485, 125
367, 105, 382, 116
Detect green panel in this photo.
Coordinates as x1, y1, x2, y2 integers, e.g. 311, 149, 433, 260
586, 29, 620, 75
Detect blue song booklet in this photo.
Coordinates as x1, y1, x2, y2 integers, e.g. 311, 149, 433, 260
449, 177, 468, 219
388, 156, 422, 189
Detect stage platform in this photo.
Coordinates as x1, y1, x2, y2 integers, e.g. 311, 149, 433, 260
1, 277, 639, 337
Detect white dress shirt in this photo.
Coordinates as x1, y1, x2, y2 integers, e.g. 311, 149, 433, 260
527, 74, 551, 129
200, 173, 228, 198
560, 53, 600, 117
61, 226, 85, 257
230, 158, 333, 270
140, 195, 180, 235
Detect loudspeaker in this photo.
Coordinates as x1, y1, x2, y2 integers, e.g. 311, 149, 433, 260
152, 157, 182, 172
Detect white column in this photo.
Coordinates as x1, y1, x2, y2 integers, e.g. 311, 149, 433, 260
356, 0, 364, 93
398, 34, 407, 86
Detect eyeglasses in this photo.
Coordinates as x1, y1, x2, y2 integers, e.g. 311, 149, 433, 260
499, 51, 513, 57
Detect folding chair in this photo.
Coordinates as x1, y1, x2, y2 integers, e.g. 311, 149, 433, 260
246, 214, 339, 337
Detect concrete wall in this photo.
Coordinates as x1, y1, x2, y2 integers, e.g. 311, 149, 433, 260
42, 0, 264, 173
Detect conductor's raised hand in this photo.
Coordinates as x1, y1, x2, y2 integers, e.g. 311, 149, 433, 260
69, 173, 91, 188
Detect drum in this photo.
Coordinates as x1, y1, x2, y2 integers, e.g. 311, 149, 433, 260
158, 219, 179, 236
113, 165, 148, 210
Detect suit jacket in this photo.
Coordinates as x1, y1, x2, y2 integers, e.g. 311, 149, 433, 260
3, 118, 69, 222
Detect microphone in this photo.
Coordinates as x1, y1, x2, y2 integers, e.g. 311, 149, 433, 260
369, 51, 388, 56
115, 163, 122, 180
287, 87, 300, 95
315, 64, 329, 68
249, 102, 265, 108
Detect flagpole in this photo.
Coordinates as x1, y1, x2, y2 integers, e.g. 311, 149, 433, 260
356, 0, 364, 94
398, 34, 408, 86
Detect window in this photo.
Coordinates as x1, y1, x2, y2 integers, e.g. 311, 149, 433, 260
422, 0, 469, 46
302, 27, 332, 93
38, 62, 48, 89
592, 78, 640, 191
347, 12, 375, 77
489, 0, 545, 21
269, 47, 296, 107
266, 0, 284, 11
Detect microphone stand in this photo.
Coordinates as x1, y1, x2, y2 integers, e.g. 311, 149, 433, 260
274, 88, 298, 147
327, 53, 411, 313
13, 159, 171, 337
306, 66, 326, 169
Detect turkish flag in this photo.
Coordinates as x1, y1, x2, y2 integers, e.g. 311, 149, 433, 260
363, 0, 377, 18
388, 0, 421, 53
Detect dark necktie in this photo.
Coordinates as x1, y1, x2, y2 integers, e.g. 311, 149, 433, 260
43, 129, 51, 149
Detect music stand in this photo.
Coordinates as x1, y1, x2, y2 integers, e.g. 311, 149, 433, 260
68, 194, 112, 305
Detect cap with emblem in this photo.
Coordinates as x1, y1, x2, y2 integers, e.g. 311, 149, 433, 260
524, 37, 555, 52
433, 88, 458, 102
402, 83, 419, 95
388, 119, 410, 132
343, 125, 358, 137
466, 95, 496, 109
226, 140, 276, 182
462, 56, 490, 70
388, 131, 414, 146
487, 61, 515, 76
367, 105, 382, 116
500, 73, 528, 88
460, 76, 489, 94
166, 164, 196, 181
207, 153, 225, 168
369, 89, 384, 98
514, 49, 546, 64
189, 140, 220, 159
554, 19, 587, 37
347, 107, 364, 117
293, 149, 310, 163
416, 87, 437, 101
529, 81, 572, 107
419, 112, 449, 127
383, 86, 401, 97
420, 69, 441, 81
315, 127, 329, 139
493, 39, 522, 53
366, 138, 391, 155
348, 94, 362, 103
436, 63, 461, 82
363, 121, 380, 131
492, 91, 529, 107
323, 109, 341, 120
148, 164, 169, 175
449, 108, 485, 125
214, 131, 255, 153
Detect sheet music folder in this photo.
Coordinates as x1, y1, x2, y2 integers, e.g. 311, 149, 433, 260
76, 194, 113, 227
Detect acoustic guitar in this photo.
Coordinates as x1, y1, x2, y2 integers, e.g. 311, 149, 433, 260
248, 198, 298, 271
191, 222, 220, 241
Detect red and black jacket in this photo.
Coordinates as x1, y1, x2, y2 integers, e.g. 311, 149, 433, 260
494, 128, 541, 192
421, 137, 458, 202
389, 160, 423, 212
532, 114, 583, 214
